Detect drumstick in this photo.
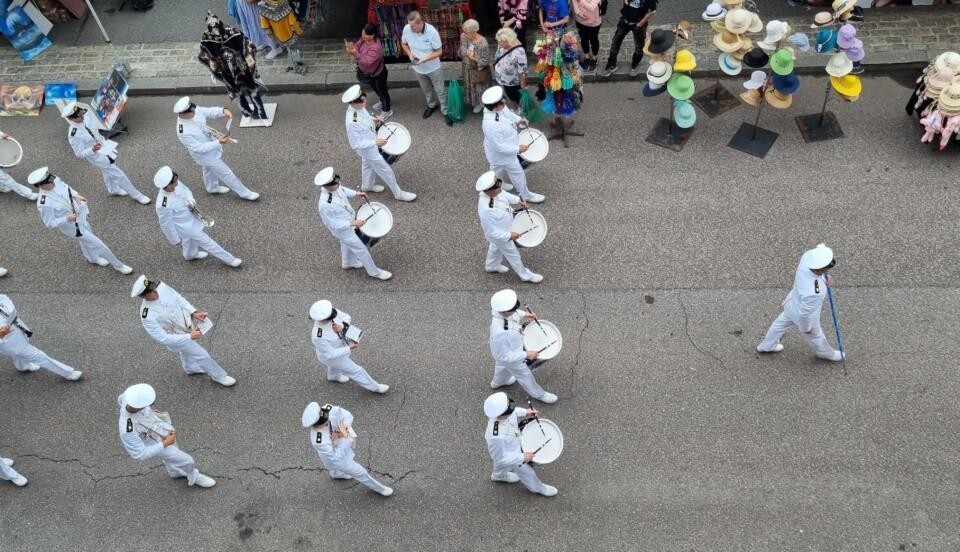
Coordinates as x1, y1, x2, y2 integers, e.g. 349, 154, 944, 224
537, 339, 558, 354
523, 131, 545, 149
524, 303, 550, 338
530, 437, 552, 457
527, 398, 547, 436
363, 206, 381, 222
379, 124, 399, 142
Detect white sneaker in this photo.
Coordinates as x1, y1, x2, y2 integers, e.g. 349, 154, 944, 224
757, 343, 784, 353
227, 258, 243, 268
210, 186, 229, 194
186, 251, 209, 260
486, 265, 509, 274
330, 374, 350, 383
817, 350, 844, 362
361, 184, 385, 193
193, 473, 216, 488
394, 191, 417, 202
213, 375, 237, 387
29, 192, 38, 201
0, 267, 6, 277
490, 376, 517, 389
374, 270, 392, 281
19, 363, 40, 372
492, 472, 520, 483
341, 261, 363, 269
373, 384, 389, 394
65, 370, 83, 381
11, 474, 27, 487
3, 458, 13, 467
265, 46, 284, 60
95, 258, 110, 267
136, 196, 152, 205
522, 273, 544, 284
242, 192, 260, 201
501, 183, 514, 191
112, 190, 129, 197
538, 484, 558, 497
537, 392, 558, 404
378, 486, 394, 497
524, 192, 545, 203
115, 264, 133, 275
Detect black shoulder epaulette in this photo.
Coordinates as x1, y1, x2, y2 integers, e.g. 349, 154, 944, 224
70, 128, 77, 137
317, 327, 323, 337
315, 431, 323, 443
177, 123, 184, 134
814, 281, 820, 294
141, 307, 149, 319
125, 418, 133, 432
326, 194, 333, 203
503, 319, 509, 330
495, 113, 500, 122
492, 421, 499, 436
39, 196, 46, 205
352, 112, 358, 122
161, 196, 168, 207
488, 197, 494, 208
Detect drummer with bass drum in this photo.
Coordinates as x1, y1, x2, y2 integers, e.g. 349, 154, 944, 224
0, 129, 37, 202
484, 391, 558, 496
481, 86, 545, 204
342, 85, 416, 202
488, 288, 557, 403
476, 171, 543, 283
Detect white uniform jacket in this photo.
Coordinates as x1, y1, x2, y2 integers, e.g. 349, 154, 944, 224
140, 283, 196, 349
156, 182, 205, 245
0, 294, 30, 356
311, 309, 353, 364
782, 264, 829, 333
345, 106, 378, 153
489, 308, 530, 366
309, 406, 357, 469
176, 107, 226, 164
485, 407, 530, 471
67, 112, 114, 168
318, 187, 359, 241
37, 178, 89, 237
482, 107, 522, 166
117, 393, 171, 461
478, 191, 521, 242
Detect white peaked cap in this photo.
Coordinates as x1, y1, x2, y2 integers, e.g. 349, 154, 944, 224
27, 167, 50, 185
481, 85, 504, 105
341, 84, 363, 103
801, 243, 834, 270
314, 167, 336, 186
154, 166, 175, 189
173, 96, 192, 113
490, 289, 518, 312
130, 275, 150, 298
309, 300, 334, 321
62, 101, 80, 118
484, 392, 510, 418
475, 171, 498, 192
123, 383, 156, 409
302, 401, 322, 427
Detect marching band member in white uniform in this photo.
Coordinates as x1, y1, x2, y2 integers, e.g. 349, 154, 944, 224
62, 102, 151, 205
131, 275, 237, 386
29, 167, 133, 275
483, 392, 557, 496
173, 96, 260, 201
757, 243, 844, 361
315, 167, 392, 281
309, 300, 388, 394
342, 85, 417, 202
476, 171, 543, 283
0, 129, 37, 201
301, 401, 393, 496
489, 289, 557, 403
481, 86, 544, 204
0, 293, 82, 380
153, 166, 242, 267
118, 383, 217, 488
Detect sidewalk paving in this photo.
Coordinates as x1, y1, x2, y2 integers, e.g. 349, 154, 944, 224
0, 6, 951, 96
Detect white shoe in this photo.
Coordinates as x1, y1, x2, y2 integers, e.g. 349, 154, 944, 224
492, 472, 520, 483
378, 486, 394, 497
524, 192, 545, 203
521, 273, 544, 284
757, 343, 784, 353
341, 261, 363, 269
17, 363, 40, 372
538, 484, 558, 497
213, 375, 237, 387
501, 183, 514, 191
193, 473, 216, 488
373, 384, 389, 394
112, 190, 129, 197
330, 374, 350, 383
186, 251, 209, 261
374, 270, 392, 281
242, 192, 260, 201
265, 46, 284, 60
136, 195, 151, 205
28, 192, 38, 201
210, 186, 230, 194
394, 191, 417, 202
227, 258, 243, 268
490, 376, 517, 389
486, 265, 509, 274
361, 184, 385, 193
115, 264, 133, 275
817, 350, 844, 362
95, 258, 110, 267
65, 370, 83, 381
3, 458, 13, 467
11, 474, 27, 487
0, 267, 6, 277
537, 392, 558, 404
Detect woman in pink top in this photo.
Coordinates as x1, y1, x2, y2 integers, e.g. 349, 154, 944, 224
572, 0, 603, 73
345, 23, 392, 117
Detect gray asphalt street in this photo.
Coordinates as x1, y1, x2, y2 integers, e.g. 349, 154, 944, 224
0, 75, 958, 551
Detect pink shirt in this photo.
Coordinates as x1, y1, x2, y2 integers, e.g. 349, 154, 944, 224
353, 39, 385, 76
572, 0, 602, 26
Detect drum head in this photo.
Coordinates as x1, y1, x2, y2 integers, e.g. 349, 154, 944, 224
521, 418, 563, 464
356, 202, 394, 238
518, 129, 549, 163
511, 209, 548, 248
0, 137, 23, 168
378, 123, 411, 156
522, 319, 563, 360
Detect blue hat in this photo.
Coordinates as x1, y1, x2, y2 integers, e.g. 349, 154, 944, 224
771, 72, 800, 94
673, 100, 696, 129
815, 29, 837, 53
642, 82, 668, 97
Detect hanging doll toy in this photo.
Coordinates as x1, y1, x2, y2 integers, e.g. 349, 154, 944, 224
199, 12, 269, 119
258, 0, 306, 74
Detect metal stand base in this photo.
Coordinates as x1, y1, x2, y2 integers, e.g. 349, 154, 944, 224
548, 117, 583, 147
728, 123, 778, 158
690, 84, 740, 118
795, 111, 844, 143
106, 116, 129, 139
240, 103, 277, 128
645, 117, 694, 152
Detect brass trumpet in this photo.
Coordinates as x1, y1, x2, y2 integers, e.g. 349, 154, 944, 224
202, 124, 238, 143
189, 202, 215, 228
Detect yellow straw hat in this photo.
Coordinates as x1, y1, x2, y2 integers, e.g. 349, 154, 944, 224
830, 74, 862, 97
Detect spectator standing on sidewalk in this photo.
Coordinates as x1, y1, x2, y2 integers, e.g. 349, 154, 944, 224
499, 0, 531, 48
573, 0, 603, 73
601, 0, 658, 78
401, 11, 453, 126
539, 0, 572, 31
493, 29, 528, 107
347, 23, 393, 119
459, 19, 492, 114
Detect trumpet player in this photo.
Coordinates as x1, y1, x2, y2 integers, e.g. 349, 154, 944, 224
489, 289, 556, 403
118, 383, 217, 488
131, 275, 237, 387
62, 102, 152, 205
315, 167, 392, 281
301, 401, 393, 496
484, 391, 557, 496
174, 96, 260, 201
476, 171, 542, 283
481, 86, 544, 204
153, 166, 242, 267
309, 300, 389, 394
1, 292, 83, 380
0, 129, 37, 201
29, 167, 133, 275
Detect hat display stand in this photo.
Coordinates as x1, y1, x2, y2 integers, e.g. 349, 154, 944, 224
795, 78, 843, 142
646, 27, 693, 151
535, 28, 585, 148
691, 77, 740, 118
908, 52, 960, 151
728, 72, 778, 158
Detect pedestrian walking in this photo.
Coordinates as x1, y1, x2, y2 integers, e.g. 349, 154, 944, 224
401, 10, 453, 125
347, 23, 393, 120
484, 391, 558, 496
459, 19, 492, 114
476, 171, 543, 283
309, 300, 389, 394
488, 289, 555, 401
0, 292, 83, 381
601, 0, 658, 78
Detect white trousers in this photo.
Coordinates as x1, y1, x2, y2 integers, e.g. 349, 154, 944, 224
492, 462, 546, 493
68, 226, 125, 269
357, 151, 402, 196
339, 232, 381, 276
99, 163, 149, 200
0, 456, 22, 481
155, 445, 199, 485
4, 343, 76, 378
329, 460, 390, 493
198, 158, 253, 196
181, 232, 235, 263
490, 158, 531, 200
0, 170, 33, 199
485, 238, 534, 279
174, 340, 229, 380
491, 360, 545, 399
758, 311, 835, 356
325, 357, 380, 391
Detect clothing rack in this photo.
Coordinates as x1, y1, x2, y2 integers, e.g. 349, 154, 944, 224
367, 0, 471, 63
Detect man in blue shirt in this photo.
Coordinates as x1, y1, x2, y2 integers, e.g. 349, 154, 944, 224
539, 0, 570, 30
401, 11, 453, 126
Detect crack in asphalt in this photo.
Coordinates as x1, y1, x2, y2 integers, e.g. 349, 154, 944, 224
236, 465, 327, 479
392, 388, 407, 432
677, 291, 725, 371
569, 290, 590, 396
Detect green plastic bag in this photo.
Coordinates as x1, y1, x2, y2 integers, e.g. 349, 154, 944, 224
446, 79, 465, 123
519, 88, 546, 123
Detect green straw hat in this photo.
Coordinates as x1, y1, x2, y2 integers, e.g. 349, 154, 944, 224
770, 48, 794, 76
667, 73, 696, 100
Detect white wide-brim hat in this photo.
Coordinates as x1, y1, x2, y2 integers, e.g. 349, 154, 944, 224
719, 53, 743, 76
647, 61, 673, 85
743, 71, 767, 89
825, 51, 853, 77
702, 2, 726, 21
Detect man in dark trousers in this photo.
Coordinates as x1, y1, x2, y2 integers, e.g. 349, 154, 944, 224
600, 0, 658, 78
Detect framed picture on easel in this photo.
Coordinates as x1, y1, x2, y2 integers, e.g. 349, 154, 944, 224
90, 69, 130, 136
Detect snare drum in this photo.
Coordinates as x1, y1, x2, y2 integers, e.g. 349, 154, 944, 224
522, 319, 563, 360
510, 209, 548, 248
0, 137, 23, 168
378, 122, 411, 165
355, 201, 393, 248
520, 418, 564, 464
517, 128, 548, 170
